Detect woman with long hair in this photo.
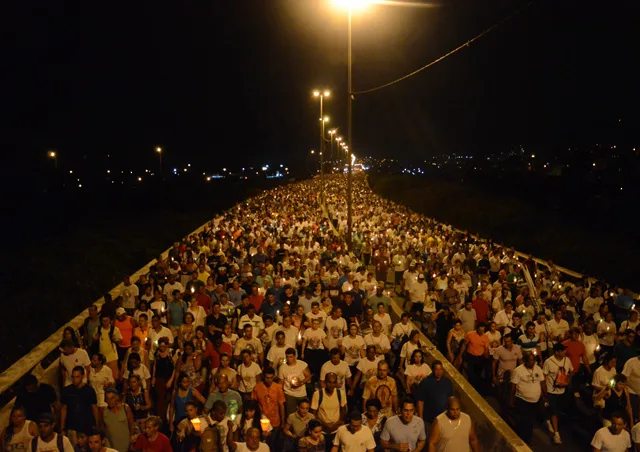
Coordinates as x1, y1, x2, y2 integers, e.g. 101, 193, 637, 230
178, 313, 196, 349
88, 352, 115, 409
168, 373, 207, 432
233, 400, 270, 442
60, 326, 82, 349
404, 349, 432, 393
447, 320, 466, 369
1, 406, 38, 452
152, 336, 177, 423
297, 419, 324, 452
176, 342, 204, 393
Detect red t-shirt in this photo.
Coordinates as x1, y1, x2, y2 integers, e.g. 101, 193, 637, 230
134, 433, 172, 452
196, 294, 212, 313
249, 295, 265, 312
472, 298, 490, 323
203, 342, 233, 369
562, 339, 586, 372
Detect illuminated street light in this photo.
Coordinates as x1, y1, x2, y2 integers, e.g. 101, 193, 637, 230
48, 150, 58, 170
156, 146, 163, 177
313, 89, 331, 205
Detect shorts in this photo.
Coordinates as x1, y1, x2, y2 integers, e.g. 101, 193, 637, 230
546, 393, 565, 416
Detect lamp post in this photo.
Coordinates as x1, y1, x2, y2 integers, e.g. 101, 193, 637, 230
48, 150, 57, 170
313, 90, 330, 206
156, 147, 163, 177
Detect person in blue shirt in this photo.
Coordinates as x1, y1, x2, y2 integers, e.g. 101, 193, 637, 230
615, 289, 636, 325
414, 360, 454, 425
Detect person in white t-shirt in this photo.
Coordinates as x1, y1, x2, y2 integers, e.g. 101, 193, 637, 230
60, 341, 91, 387
29, 413, 74, 452
373, 303, 392, 336
278, 348, 312, 415
228, 426, 270, 452
543, 343, 574, 445
341, 324, 365, 369
311, 373, 348, 434
510, 352, 546, 444
547, 309, 570, 345
320, 348, 353, 394
597, 312, 617, 353
331, 412, 376, 452
590, 413, 631, 452
325, 307, 348, 350
237, 350, 262, 397
593, 356, 618, 392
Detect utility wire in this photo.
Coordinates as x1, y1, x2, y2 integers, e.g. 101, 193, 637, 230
352, 1, 533, 95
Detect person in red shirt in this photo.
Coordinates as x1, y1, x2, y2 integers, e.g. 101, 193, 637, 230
562, 327, 591, 396
133, 416, 172, 452
195, 285, 212, 315
248, 285, 265, 312
202, 333, 233, 370
471, 290, 491, 324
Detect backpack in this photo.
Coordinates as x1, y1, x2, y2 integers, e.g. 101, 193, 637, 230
553, 358, 570, 388
199, 419, 221, 452
32, 434, 64, 452
317, 388, 342, 407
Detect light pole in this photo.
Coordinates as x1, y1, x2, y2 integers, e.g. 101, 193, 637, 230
48, 150, 57, 170
313, 90, 330, 206
156, 147, 163, 177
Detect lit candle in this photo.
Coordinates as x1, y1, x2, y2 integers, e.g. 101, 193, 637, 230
260, 418, 271, 432
596, 344, 601, 351
610, 378, 616, 388
190, 287, 195, 294
298, 331, 302, 340
190, 418, 201, 432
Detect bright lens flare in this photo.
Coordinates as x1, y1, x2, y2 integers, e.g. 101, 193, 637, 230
333, 0, 370, 9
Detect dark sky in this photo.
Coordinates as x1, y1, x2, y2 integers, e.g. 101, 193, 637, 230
2, 0, 638, 183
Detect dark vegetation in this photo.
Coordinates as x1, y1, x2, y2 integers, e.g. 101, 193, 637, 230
368, 172, 638, 291
1, 178, 284, 372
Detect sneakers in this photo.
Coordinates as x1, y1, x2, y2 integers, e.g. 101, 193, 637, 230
545, 420, 554, 434
553, 432, 562, 444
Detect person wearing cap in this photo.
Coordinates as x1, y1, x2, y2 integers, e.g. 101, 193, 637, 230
408, 274, 428, 313
114, 307, 134, 365
542, 342, 574, 444
30, 413, 74, 452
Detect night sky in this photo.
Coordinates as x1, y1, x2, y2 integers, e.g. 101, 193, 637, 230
2, 0, 637, 186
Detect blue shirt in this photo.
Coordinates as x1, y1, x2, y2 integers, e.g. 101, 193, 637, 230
414, 375, 454, 422
380, 415, 426, 449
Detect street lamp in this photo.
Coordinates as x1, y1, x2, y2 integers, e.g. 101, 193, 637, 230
48, 150, 57, 170
313, 89, 331, 206
156, 147, 163, 176
334, 0, 371, 251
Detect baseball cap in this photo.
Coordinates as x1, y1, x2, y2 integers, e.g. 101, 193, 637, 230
418, 274, 425, 279
38, 413, 56, 424
116, 307, 126, 315
553, 343, 566, 352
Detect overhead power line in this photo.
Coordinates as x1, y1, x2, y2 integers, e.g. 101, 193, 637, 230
352, 1, 534, 95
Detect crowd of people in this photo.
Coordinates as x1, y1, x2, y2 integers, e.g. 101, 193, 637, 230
2, 174, 640, 452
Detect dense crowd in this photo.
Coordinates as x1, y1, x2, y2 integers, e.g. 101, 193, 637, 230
2, 174, 639, 452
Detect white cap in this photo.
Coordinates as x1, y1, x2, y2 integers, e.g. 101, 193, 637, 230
418, 274, 425, 279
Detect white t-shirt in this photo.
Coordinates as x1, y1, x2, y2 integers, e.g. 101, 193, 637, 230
29, 433, 74, 452
580, 333, 600, 364
163, 282, 184, 301
373, 313, 392, 334
583, 297, 603, 317
89, 365, 115, 407
123, 364, 151, 389
119, 284, 139, 310
622, 358, 640, 395
320, 360, 352, 392
311, 388, 347, 427
235, 443, 269, 452
404, 364, 432, 387
278, 326, 300, 348
303, 328, 327, 350
548, 319, 570, 344
332, 424, 376, 452
306, 311, 328, 330
267, 345, 288, 371
278, 360, 309, 397
325, 317, 347, 349
593, 365, 617, 389
356, 357, 382, 388
233, 337, 263, 362
342, 335, 365, 366
590, 427, 631, 452
631, 422, 640, 445
391, 322, 413, 339
238, 315, 265, 332
60, 349, 91, 386
364, 333, 390, 354
597, 320, 617, 347
543, 355, 574, 395
187, 305, 207, 327
237, 362, 262, 393
511, 364, 544, 403
620, 319, 640, 333
222, 333, 239, 348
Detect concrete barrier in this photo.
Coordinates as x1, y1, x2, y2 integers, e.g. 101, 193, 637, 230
386, 297, 532, 452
